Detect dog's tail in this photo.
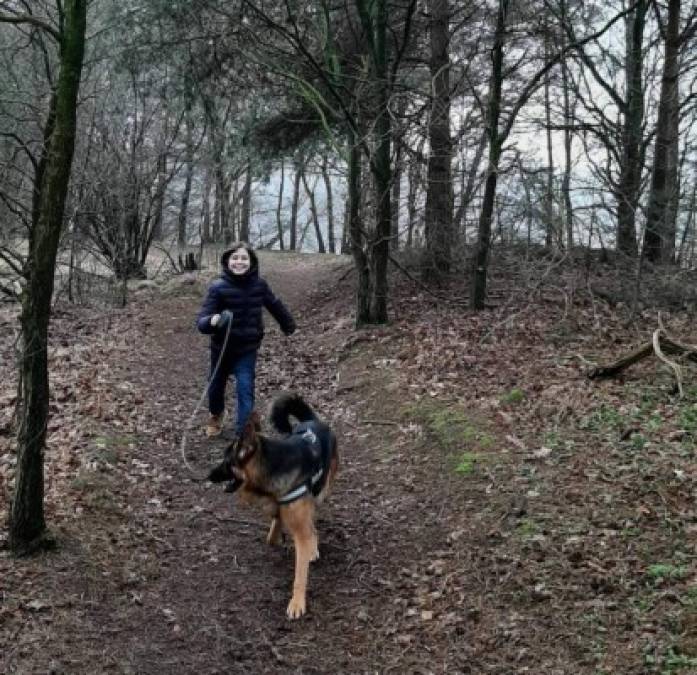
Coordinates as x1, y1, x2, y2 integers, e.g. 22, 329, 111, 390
270, 393, 319, 433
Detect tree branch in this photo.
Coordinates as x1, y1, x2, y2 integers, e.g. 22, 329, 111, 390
0, 12, 60, 41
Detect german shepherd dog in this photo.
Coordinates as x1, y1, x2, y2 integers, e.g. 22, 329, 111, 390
211, 393, 338, 619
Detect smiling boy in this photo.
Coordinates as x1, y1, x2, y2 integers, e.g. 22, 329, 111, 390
196, 243, 296, 452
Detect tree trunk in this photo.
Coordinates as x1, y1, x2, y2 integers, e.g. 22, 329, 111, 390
10, 0, 87, 554
239, 159, 252, 243
276, 159, 285, 250
543, 32, 556, 249
150, 152, 167, 243
213, 163, 223, 242
471, 0, 507, 310
348, 124, 371, 324
391, 148, 401, 252
644, 0, 681, 264
423, 0, 453, 279
301, 169, 325, 253
289, 158, 303, 251
454, 129, 487, 239
177, 155, 194, 247
560, 0, 575, 251
321, 156, 336, 253
177, 112, 195, 246
201, 169, 213, 244
228, 177, 238, 244
406, 159, 419, 248
366, 0, 391, 323
616, 0, 647, 258
677, 180, 696, 265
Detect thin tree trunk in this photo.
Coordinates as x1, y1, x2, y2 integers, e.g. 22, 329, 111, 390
177, 117, 195, 246
341, 197, 350, 254
150, 154, 167, 243
367, 0, 391, 323
301, 169, 325, 253
560, 0, 575, 251
10, 0, 88, 554
289, 158, 303, 251
201, 172, 212, 244
213, 164, 223, 243
455, 128, 487, 238
348, 123, 370, 323
391, 150, 402, 252
471, 0, 507, 310
643, 0, 681, 264
544, 32, 555, 249
228, 177, 238, 244
424, 0, 453, 278
677, 179, 696, 265
406, 160, 419, 248
239, 159, 252, 243
276, 159, 285, 250
616, 0, 647, 258
321, 156, 335, 253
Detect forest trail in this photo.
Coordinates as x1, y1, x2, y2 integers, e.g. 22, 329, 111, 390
1, 252, 477, 673
2, 251, 697, 674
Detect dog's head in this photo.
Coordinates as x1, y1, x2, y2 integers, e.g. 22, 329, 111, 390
230, 411, 262, 470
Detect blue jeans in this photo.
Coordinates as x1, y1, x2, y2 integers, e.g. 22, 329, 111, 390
208, 349, 258, 435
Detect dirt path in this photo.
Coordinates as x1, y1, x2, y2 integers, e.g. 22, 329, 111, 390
1, 252, 469, 674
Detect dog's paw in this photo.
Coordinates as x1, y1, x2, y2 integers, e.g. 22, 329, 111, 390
286, 596, 306, 619
310, 548, 320, 562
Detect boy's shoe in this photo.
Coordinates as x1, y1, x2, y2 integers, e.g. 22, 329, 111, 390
205, 413, 224, 437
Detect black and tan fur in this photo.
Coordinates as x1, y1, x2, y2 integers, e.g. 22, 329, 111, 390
222, 393, 338, 619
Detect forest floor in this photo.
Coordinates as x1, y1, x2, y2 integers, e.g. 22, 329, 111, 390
2, 249, 697, 674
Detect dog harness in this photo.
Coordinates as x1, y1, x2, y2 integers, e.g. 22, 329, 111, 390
277, 428, 326, 505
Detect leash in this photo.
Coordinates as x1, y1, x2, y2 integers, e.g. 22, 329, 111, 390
179, 317, 233, 481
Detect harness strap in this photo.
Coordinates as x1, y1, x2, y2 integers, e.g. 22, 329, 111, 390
275, 426, 324, 505
277, 467, 324, 505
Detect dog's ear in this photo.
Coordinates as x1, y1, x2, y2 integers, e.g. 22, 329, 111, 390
236, 438, 257, 464
241, 411, 261, 436
236, 412, 260, 465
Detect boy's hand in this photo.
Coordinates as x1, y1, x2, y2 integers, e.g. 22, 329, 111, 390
217, 310, 233, 329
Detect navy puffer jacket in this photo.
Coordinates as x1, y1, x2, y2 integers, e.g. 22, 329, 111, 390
196, 246, 296, 355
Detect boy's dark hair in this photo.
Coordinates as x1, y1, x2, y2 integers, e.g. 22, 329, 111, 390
221, 242, 259, 272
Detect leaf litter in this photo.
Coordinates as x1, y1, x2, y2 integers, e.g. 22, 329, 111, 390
1, 251, 697, 673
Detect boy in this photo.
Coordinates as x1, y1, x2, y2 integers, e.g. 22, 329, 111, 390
197, 242, 296, 486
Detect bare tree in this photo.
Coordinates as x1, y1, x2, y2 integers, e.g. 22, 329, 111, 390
423, 0, 454, 278
1, 0, 88, 555
471, 0, 641, 309
643, 0, 697, 263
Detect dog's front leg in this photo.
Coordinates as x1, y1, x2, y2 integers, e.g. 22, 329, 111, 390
310, 522, 319, 562
281, 500, 315, 619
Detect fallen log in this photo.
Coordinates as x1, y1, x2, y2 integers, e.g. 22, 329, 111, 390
587, 332, 697, 389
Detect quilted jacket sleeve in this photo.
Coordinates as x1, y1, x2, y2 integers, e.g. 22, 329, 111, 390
196, 283, 221, 334
263, 281, 296, 335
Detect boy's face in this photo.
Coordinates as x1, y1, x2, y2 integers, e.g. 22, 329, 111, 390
228, 248, 251, 275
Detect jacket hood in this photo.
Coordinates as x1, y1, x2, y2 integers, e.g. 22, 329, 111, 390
221, 242, 259, 275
